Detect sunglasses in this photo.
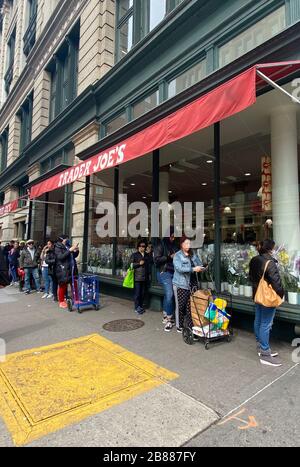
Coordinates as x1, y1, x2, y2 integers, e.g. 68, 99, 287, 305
140, 245, 146, 248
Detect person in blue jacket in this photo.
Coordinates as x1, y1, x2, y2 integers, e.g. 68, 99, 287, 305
173, 236, 205, 333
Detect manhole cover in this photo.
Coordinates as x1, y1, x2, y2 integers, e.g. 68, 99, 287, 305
103, 319, 145, 332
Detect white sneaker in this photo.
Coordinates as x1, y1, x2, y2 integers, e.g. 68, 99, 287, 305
47, 294, 53, 299
42, 293, 48, 299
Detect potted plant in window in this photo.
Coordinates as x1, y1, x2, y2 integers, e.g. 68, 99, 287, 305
232, 275, 240, 296
284, 272, 299, 305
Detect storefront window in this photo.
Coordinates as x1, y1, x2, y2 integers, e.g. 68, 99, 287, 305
132, 90, 159, 119
168, 60, 207, 98
116, 154, 153, 277
219, 6, 286, 67
88, 170, 115, 276
217, 83, 300, 306
105, 112, 127, 136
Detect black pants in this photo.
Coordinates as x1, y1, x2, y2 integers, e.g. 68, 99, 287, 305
134, 281, 146, 310
176, 287, 193, 329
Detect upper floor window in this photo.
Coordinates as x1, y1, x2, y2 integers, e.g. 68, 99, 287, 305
105, 112, 127, 136
168, 59, 207, 98
18, 92, 33, 153
116, 0, 184, 61
219, 6, 286, 68
132, 89, 159, 119
23, 0, 38, 57
5, 27, 16, 95
0, 127, 9, 172
48, 23, 79, 122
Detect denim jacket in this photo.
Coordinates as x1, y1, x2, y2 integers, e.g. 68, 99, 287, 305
172, 250, 202, 290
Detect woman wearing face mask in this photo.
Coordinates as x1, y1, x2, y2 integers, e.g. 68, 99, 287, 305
249, 239, 284, 367
55, 235, 79, 309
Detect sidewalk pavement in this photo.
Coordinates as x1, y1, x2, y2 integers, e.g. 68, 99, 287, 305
0, 286, 299, 447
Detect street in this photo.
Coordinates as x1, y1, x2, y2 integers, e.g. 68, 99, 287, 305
0, 286, 299, 447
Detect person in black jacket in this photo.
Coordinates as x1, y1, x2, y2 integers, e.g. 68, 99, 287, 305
55, 235, 79, 309
8, 241, 20, 285
0, 246, 10, 287
130, 240, 152, 314
249, 239, 284, 367
45, 240, 58, 302
153, 227, 179, 332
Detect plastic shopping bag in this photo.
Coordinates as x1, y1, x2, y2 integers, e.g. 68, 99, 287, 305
123, 267, 134, 289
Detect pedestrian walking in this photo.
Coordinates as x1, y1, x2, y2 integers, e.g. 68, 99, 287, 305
154, 227, 178, 332
249, 239, 285, 367
55, 235, 79, 309
19, 240, 42, 294
173, 237, 204, 333
130, 240, 152, 314
8, 241, 20, 285
41, 241, 54, 299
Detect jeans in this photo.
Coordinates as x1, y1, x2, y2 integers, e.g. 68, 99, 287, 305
254, 304, 276, 352
157, 271, 174, 317
9, 265, 18, 283
42, 267, 53, 295
134, 281, 146, 310
24, 268, 40, 292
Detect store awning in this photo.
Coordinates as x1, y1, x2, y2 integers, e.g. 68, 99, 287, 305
29, 61, 300, 199
0, 199, 19, 217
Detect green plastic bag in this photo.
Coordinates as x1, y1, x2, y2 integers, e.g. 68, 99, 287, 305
123, 267, 134, 289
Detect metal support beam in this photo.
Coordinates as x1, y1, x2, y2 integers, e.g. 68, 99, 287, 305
112, 167, 119, 276
82, 176, 90, 273
214, 122, 221, 294
256, 69, 300, 104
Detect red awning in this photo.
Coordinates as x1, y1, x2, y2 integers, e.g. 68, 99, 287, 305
0, 199, 19, 217
29, 61, 300, 199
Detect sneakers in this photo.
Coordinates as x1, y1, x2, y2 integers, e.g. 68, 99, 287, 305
135, 306, 144, 315
59, 302, 68, 309
257, 343, 279, 358
42, 293, 48, 299
162, 315, 175, 324
260, 352, 282, 367
47, 294, 54, 299
176, 327, 183, 333
164, 320, 174, 332
24, 290, 30, 295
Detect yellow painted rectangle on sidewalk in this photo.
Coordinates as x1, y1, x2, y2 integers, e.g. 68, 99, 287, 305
0, 334, 178, 446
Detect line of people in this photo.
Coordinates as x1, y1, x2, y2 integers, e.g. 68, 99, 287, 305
130, 232, 284, 367
0, 235, 80, 310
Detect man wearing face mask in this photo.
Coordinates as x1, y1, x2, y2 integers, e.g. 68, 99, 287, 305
55, 234, 79, 309
19, 240, 42, 294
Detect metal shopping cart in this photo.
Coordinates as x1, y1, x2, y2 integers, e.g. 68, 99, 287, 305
182, 286, 232, 350
67, 272, 100, 313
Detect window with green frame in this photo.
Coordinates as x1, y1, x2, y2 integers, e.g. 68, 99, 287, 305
18, 92, 33, 153
132, 89, 159, 119
40, 147, 74, 175
168, 59, 207, 98
0, 127, 9, 173
218, 5, 286, 68
105, 112, 128, 136
48, 23, 79, 122
116, 0, 184, 61
23, 0, 38, 57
